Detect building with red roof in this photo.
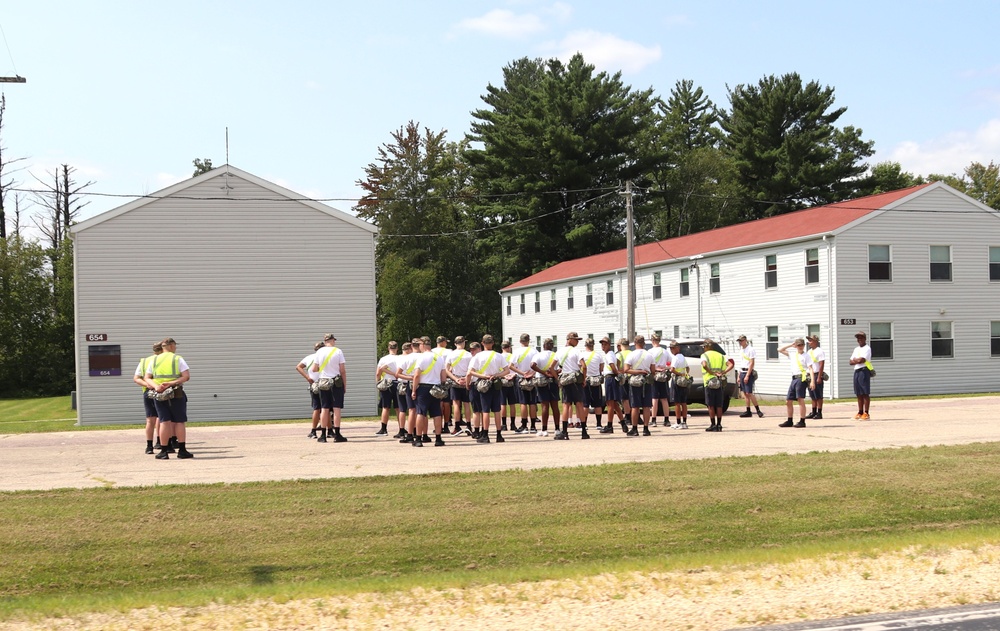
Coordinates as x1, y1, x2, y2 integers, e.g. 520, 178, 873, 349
500, 182, 1000, 401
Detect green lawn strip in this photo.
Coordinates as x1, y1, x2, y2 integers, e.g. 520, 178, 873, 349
2, 443, 999, 619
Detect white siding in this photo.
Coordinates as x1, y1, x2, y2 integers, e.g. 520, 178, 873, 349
832, 186, 1000, 396
72, 170, 377, 425
501, 185, 1000, 399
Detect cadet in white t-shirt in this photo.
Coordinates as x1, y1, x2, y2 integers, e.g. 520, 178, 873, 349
624, 335, 655, 436
296, 341, 324, 439
580, 338, 604, 435
508, 333, 539, 433
599, 337, 625, 434
468, 334, 511, 444
375, 341, 401, 436
805, 335, 827, 420
778, 338, 810, 428
530, 338, 561, 436
310, 333, 347, 443
648, 334, 673, 426
668, 340, 689, 429
736, 335, 763, 418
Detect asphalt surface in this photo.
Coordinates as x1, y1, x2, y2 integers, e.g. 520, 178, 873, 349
2, 396, 998, 492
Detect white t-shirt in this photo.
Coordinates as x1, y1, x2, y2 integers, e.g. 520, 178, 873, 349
447, 348, 472, 376
787, 349, 809, 377
739, 345, 757, 371
850, 345, 872, 371
412, 350, 443, 385
556, 345, 581, 375
469, 349, 509, 378
581, 349, 603, 377
511, 345, 535, 373
648, 345, 673, 371
625, 349, 654, 373
531, 350, 559, 375
807, 346, 826, 372
376, 353, 397, 381
670, 353, 688, 375
395, 353, 417, 381
301, 352, 320, 381
313, 345, 345, 379
602, 350, 617, 375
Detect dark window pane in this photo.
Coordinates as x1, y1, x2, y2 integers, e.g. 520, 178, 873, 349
586, 295, 593, 307
871, 340, 893, 359
710, 278, 720, 294
931, 339, 953, 358
679, 282, 689, 297
991, 263, 1000, 281
507, 306, 512, 316
992, 338, 1000, 357
550, 300, 556, 311
520, 304, 525, 314
805, 265, 819, 284
606, 292, 614, 305
567, 297, 574, 310
766, 342, 778, 360
930, 262, 952, 281
869, 262, 892, 282
765, 270, 777, 288
653, 285, 662, 300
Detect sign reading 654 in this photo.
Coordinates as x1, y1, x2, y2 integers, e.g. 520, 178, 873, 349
86, 333, 108, 342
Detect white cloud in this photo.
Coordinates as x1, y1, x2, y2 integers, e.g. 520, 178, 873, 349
454, 9, 546, 39
887, 119, 1000, 176
547, 30, 661, 74
542, 2, 573, 22
154, 172, 186, 189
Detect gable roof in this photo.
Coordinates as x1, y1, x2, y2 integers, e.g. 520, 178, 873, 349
70, 164, 377, 235
502, 183, 937, 291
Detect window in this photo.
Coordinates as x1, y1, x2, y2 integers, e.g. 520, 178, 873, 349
930, 245, 952, 281
606, 280, 614, 305
535, 335, 541, 350
871, 322, 893, 359
765, 254, 777, 289
534, 291, 540, 313
807, 324, 819, 340
88, 344, 122, 376
766, 326, 778, 360
520, 294, 525, 315
552, 335, 558, 348
805, 248, 819, 284
673, 325, 679, 339
709, 263, 720, 294
587, 333, 594, 343
679, 268, 690, 297
550, 288, 557, 312
869, 245, 892, 282
992, 321, 1000, 357
567, 286, 574, 310
586, 283, 593, 307
931, 321, 953, 358
652, 272, 662, 300
506, 296, 511, 317
608, 333, 615, 346
991, 247, 1000, 281
653, 329, 662, 341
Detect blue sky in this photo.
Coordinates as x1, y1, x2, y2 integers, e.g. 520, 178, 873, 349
2, 0, 999, 228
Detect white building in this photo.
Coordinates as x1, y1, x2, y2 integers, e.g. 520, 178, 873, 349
500, 182, 1000, 399
70, 165, 378, 425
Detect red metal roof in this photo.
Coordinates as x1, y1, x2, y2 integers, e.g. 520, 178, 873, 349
502, 184, 932, 291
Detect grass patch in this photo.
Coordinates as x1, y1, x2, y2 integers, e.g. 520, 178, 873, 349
2, 443, 1000, 619
0, 396, 378, 434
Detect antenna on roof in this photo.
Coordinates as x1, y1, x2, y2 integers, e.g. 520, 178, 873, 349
222, 127, 232, 195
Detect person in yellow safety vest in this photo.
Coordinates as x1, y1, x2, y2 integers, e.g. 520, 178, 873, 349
778, 338, 812, 428
700, 339, 734, 432
134, 341, 163, 454
144, 337, 193, 459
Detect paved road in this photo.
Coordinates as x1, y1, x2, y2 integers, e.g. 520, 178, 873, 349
733, 602, 1000, 630
3, 396, 997, 492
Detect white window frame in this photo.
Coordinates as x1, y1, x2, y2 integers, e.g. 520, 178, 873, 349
871, 322, 894, 360
929, 245, 952, 282
652, 272, 662, 300
765, 254, 777, 289
931, 321, 954, 359
679, 268, 690, 298
709, 263, 720, 294
805, 248, 819, 284
868, 244, 892, 282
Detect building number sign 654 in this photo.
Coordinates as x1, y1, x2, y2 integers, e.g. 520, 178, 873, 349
86, 333, 108, 341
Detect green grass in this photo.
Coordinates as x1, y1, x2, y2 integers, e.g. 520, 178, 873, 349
0, 396, 379, 434
2, 443, 1000, 619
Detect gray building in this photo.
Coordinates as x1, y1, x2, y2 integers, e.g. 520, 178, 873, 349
70, 165, 377, 425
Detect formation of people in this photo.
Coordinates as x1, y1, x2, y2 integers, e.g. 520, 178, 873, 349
133, 337, 193, 459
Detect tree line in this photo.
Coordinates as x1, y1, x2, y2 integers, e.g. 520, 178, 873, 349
2, 54, 998, 396
354, 54, 1000, 351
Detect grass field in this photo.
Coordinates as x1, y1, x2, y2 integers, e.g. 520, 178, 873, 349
3, 442, 1000, 620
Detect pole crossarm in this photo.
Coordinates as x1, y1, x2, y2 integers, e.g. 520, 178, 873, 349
0, 76, 27, 83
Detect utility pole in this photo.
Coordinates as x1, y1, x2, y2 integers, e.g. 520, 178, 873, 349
624, 180, 636, 343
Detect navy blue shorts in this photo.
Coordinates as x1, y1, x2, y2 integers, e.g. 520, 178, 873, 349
652, 379, 670, 400
154, 392, 188, 423
450, 386, 470, 403
703, 387, 724, 408
673, 386, 688, 404
809, 380, 824, 401
320, 386, 345, 409
515, 377, 537, 405
501, 383, 517, 405
561, 382, 583, 404
628, 382, 652, 409
396, 383, 411, 412
786, 376, 807, 401
478, 387, 502, 413
604, 375, 622, 402
739, 371, 756, 394
379, 383, 398, 409
536, 381, 559, 403
142, 391, 157, 418
310, 388, 321, 411
415, 384, 442, 417
853, 369, 871, 396
584, 384, 604, 408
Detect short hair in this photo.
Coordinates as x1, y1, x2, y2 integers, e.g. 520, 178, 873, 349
469, 341, 482, 351
584, 338, 595, 348
519, 333, 531, 343
482, 334, 494, 345
314, 341, 324, 351
152, 342, 163, 352
543, 337, 554, 350
634, 335, 645, 345
501, 341, 512, 350
420, 336, 432, 346
402, 342, 412, 351
388, 340, 398, 349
